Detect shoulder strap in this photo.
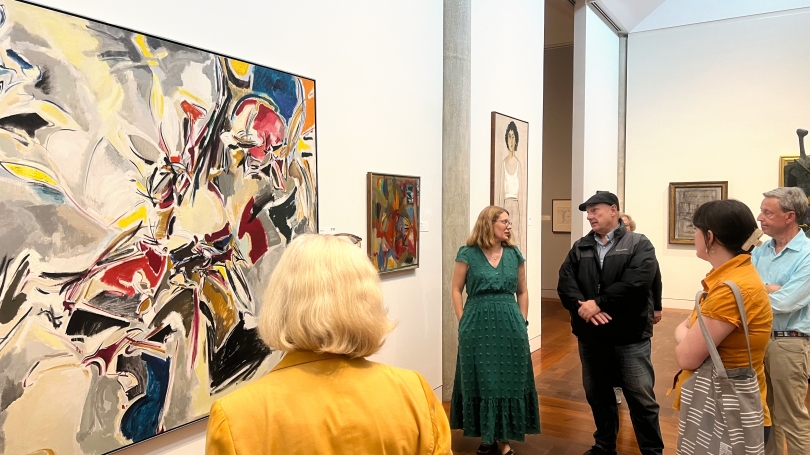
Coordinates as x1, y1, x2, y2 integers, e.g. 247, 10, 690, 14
621, 231, 642, 253
722, 280, 754, 370
693, 281, 754, 379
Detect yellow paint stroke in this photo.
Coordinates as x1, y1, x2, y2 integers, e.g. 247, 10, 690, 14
150, 72, 165, 120
30, 100, 80, 130
134, 180, 148, 195
175, 88, 208, 108
27, 9, 125, 121
114, 205, 148, 229
297, 137, 311, 152
138, 297, 152, 314
202, 280, 237, 347
228, 59, 252, 78
134, 34, 167, 65
26, 450, 56, 455
0, 162, 58, 186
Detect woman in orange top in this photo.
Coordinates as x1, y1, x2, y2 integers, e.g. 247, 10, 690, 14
205, 235, 452, 454
672, 199, 773, 443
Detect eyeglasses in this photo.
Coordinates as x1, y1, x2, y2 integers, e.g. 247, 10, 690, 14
494, 220, 512, 227
333, 233, 363, 248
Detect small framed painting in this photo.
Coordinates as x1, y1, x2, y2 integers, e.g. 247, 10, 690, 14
367, 172, 420, 273
551, 199, 572, 233
780, 155, 800, 187
668, 181, 728, 244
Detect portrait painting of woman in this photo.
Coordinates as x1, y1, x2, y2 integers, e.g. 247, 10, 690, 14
491, 113, 529, 255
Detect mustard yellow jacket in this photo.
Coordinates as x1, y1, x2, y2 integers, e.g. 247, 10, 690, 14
206, 351, 452, 454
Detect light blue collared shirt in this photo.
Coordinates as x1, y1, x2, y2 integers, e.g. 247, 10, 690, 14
594, 228, 616, 267
752, 229, 810, 333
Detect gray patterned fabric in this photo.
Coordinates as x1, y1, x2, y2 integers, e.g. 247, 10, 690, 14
677, 281, 765, 455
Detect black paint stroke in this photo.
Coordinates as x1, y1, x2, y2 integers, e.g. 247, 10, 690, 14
117, 354, 148, 401
0, 113, 49, 137
0, 254, 29, 324
149, 289, 194, 335
65, 308, 128, 337
206, 317, 270, 392
87, 291, 141, 319
266, 186, 297, 244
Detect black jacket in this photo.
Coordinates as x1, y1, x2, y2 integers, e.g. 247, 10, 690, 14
557, 222, 660, 345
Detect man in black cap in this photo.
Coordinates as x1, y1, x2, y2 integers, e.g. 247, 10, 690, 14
557, 191, 663, 455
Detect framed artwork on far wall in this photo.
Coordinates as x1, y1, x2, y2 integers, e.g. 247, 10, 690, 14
668, 181, 728, 244
491, 112, 529, 254
367, 172, 420, 274
551, 199, 572, 233
780, 155, 800, 187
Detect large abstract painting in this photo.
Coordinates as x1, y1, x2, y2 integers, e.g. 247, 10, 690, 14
0, 1, 317, 453
490, 112, 528, 255
367, 172, 419, 274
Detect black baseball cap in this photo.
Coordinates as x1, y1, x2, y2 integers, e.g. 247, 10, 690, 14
578, 191, 620, 211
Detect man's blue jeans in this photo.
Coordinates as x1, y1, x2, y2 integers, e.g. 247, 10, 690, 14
578, 338, 664, 455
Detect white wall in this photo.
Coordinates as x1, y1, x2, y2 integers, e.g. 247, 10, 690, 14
625, 8, 810, 308
572, 5, 621, 240
24, 0, 444, 453
470, 0, 545, 350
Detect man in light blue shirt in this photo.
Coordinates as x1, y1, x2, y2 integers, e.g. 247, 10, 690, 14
752, 187, 810, 455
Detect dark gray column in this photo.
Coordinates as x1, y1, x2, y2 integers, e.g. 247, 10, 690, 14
442, 0, 470, 401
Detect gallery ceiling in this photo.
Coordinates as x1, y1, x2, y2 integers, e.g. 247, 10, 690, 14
594, 0, 810, 33
546, 0, 810, 41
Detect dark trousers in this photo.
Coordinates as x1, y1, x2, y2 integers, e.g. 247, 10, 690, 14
578, 338, 664, 455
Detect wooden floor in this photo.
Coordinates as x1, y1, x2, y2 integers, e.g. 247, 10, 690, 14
445, 298, 803, 455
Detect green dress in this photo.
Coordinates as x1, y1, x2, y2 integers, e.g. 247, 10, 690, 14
450, 245, 540, 443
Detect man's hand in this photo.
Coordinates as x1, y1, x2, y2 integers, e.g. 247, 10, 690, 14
654, 311, 662, 324
590, 312, 612, 326
765, 284, 782, 294
578, 300, 600, 322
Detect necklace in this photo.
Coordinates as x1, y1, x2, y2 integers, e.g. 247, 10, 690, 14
484, 246, 503, 266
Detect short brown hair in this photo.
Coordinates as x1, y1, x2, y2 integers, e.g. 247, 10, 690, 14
258, 234, 395, 358
466, 206, 515, 249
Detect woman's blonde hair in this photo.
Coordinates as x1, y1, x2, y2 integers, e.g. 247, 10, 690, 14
258, 234, 395, 358
466, 206, 515, 249
619, 212, 636, 232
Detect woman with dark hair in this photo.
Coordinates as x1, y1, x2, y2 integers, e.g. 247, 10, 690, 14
671, 199, 773, 445
450, 206, 540, 455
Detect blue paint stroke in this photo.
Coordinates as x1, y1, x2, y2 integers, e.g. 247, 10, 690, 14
120, 354, 171, 442
6, 49, 33, 70
251, 67, 301, 121
32, 183, 65, 204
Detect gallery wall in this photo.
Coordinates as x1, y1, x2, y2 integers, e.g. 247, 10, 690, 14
541, 46, 574, 299
625, 8, 810, 308
571, 4, 620, 240
25, 0, 443, 453
470, 0, 545, 350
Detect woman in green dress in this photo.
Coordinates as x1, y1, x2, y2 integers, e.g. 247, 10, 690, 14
450, 206, 540, 455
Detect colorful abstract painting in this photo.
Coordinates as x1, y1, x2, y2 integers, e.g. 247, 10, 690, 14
367, 173, 419, 274
0, 1, 317, 453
